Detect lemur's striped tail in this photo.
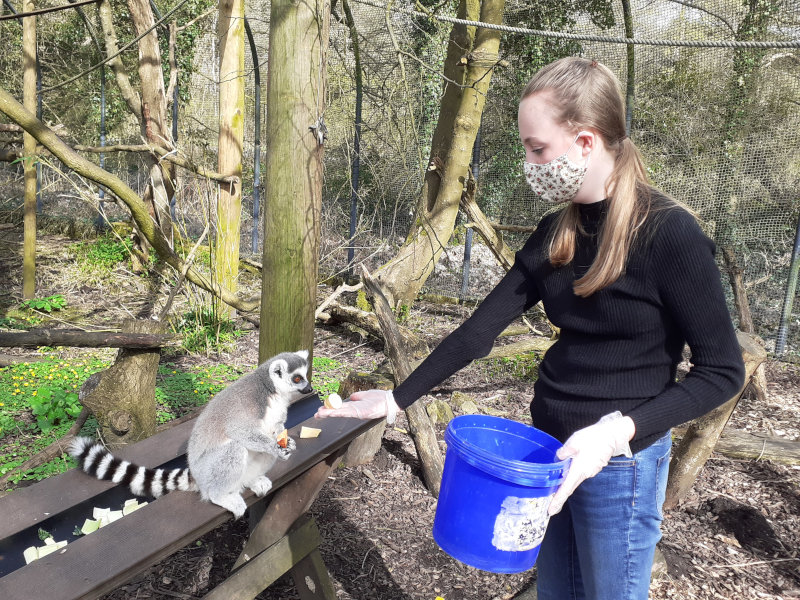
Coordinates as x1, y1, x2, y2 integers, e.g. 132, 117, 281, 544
68, 436, 197, 497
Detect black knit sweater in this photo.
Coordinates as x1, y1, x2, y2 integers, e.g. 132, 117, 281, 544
393, 195, 745, 453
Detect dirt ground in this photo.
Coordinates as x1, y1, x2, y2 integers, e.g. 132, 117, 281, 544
1, 228, 799, 600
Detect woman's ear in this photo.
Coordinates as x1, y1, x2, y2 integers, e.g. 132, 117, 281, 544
575, 130, 595, 157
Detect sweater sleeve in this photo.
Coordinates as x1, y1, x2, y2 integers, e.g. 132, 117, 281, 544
626, 209, 745, 440
392, 234, 544, 409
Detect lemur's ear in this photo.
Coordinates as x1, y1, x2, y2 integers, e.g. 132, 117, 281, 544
270, 359, 288, 379
295, 350, 309, 360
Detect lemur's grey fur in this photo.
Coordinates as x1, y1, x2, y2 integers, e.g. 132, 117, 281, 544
69, 351, 313, 518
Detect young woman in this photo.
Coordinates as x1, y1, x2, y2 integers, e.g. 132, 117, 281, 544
317, 57, 745, 599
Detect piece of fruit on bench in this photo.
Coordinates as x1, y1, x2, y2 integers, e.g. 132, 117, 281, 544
300, 426, 322, 439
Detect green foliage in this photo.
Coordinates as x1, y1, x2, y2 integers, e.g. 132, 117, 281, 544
172, 307, 243, 355
0, 358, 108, 439
311, 356, 347, 396
20, 295, 67, 314
0, 316, 32, 330
70, 234, 133, 275
0, 358, 108, 485
483, 352, 540, 382
394, 303, 410, 324
29, 387, 82, 434
155, 363, 242, 423
38, 528, 52, 542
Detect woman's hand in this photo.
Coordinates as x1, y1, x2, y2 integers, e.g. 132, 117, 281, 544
315, 389, 400, 424
548, 411, 635, 515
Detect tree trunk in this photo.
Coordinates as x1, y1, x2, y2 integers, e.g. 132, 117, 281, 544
663, 331, 767, 511
97, 0, 142, 120
215, 0, 245, 318
258, 0, 330, 365
22, 0, 36, 299
375, 0, 505, 309
362, 268, 444, 497
127, 0, 174, 247
79, 320, 164, 449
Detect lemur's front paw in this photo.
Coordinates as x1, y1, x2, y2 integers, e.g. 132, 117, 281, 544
277, 436, 296, 459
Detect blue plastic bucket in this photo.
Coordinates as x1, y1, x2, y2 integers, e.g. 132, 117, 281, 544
432, 414, 570, 573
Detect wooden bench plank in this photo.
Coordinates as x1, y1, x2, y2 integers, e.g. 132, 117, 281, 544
0, 414, 377, 600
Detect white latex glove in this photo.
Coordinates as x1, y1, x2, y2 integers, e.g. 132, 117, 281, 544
548, 411, 635, 516
314, 389, 400, 425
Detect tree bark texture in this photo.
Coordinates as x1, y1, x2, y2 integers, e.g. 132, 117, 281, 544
128, 0, 175, 246
362, 268, 444, 497
22, 0, 36, 300
258, 0, 330, 365
97, 0, 142, 120
216, 0, 246, 317
375, 0, 505, 309
663, 330, 767, 511
460, 172, 515, 270
78, 320, 164, 449
0, 88, 259, 312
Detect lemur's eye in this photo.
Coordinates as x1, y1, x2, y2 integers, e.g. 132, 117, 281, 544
292, 375, 302, 384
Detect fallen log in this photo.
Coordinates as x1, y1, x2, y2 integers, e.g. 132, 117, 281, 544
0, 329, 177, 348
673, 426, 800, 465
486, 337, 554, 359
319, 301, 428, 359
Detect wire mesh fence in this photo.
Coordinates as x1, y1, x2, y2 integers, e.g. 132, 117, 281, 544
1, 0, 799, 356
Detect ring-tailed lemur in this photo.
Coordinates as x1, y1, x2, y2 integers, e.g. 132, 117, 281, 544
69, 350, 313, 519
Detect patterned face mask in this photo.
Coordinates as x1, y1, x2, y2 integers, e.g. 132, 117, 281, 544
523, 135, 590, 203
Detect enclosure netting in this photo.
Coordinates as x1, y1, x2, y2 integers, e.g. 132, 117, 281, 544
1, 0, 799, 355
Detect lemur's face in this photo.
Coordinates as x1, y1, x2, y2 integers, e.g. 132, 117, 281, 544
268, 351, 313, 401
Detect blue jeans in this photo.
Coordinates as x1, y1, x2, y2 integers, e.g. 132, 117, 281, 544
536, 431, 672, 600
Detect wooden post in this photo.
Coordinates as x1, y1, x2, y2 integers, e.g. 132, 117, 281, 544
663, 331, 767, 510
216, 0, 245, 318
259, 0, 330, 364
22, 0, 36, 299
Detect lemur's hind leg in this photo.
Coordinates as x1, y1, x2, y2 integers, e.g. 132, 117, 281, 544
194, 443, 250, 517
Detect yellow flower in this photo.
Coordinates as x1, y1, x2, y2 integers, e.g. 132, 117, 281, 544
23, 382, 29, 387
194, 390, 199, 394
31, 391, 37, 396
